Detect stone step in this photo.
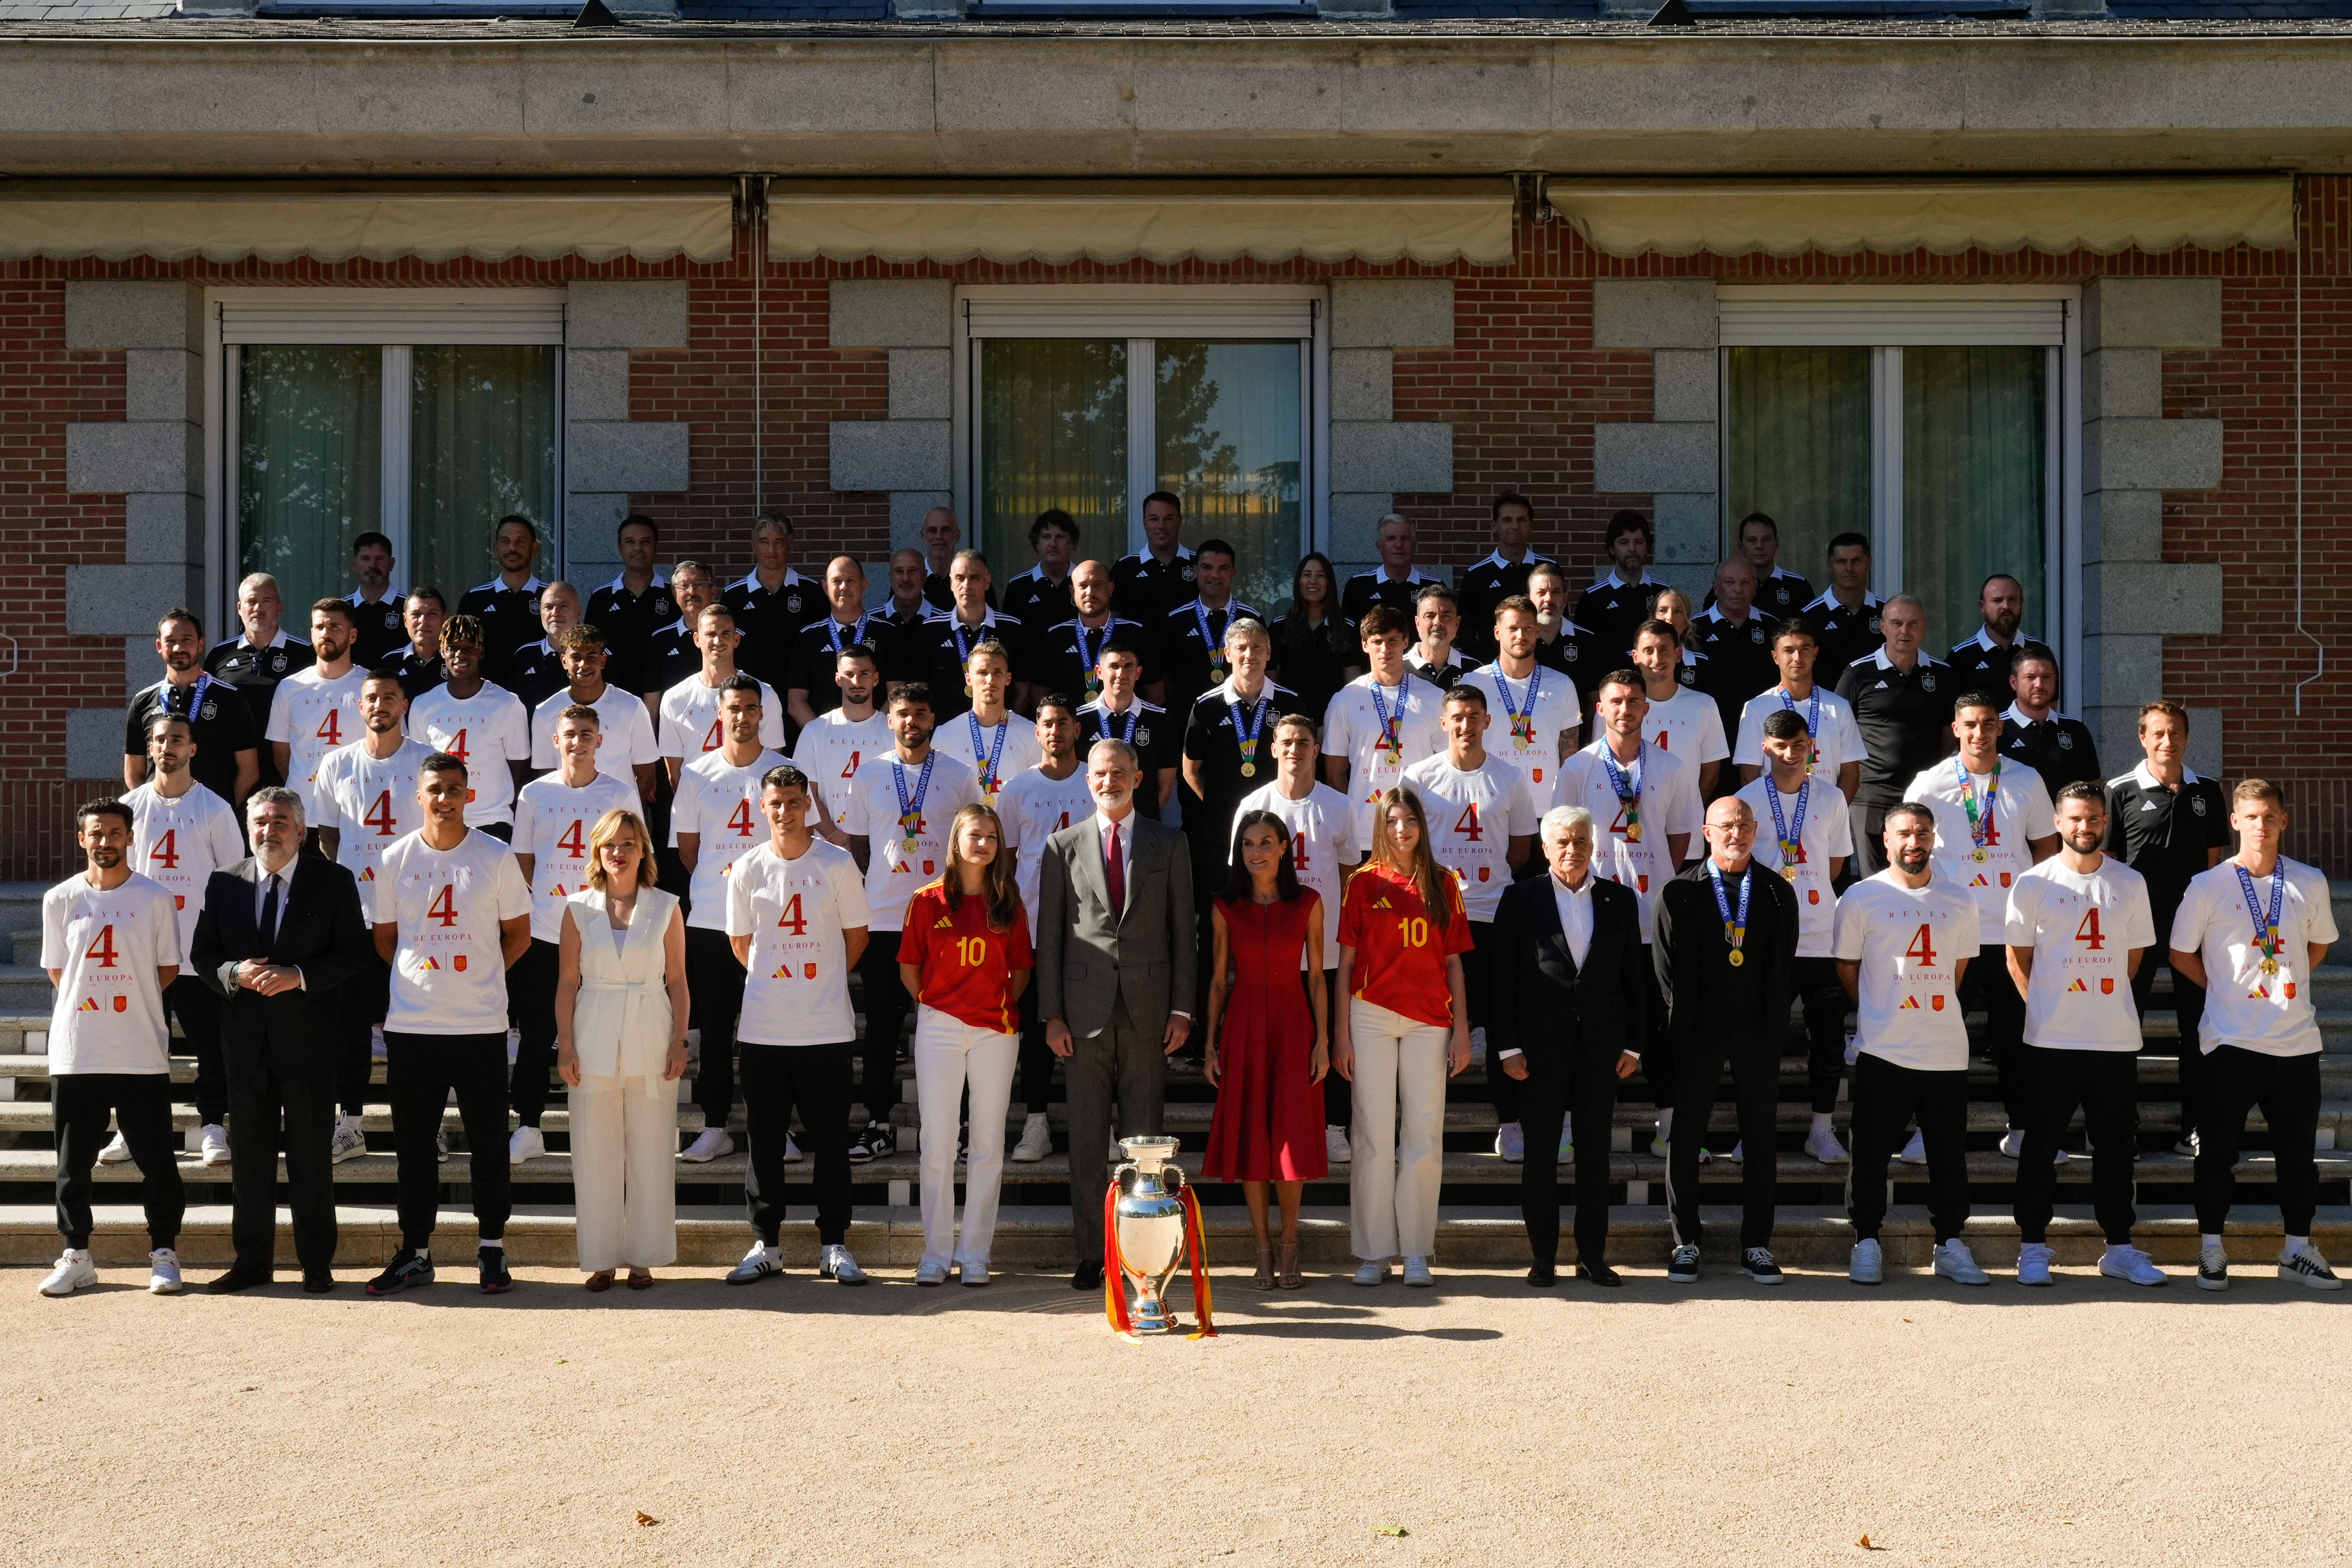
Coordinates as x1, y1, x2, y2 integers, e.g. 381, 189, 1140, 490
9, 1201, 2347, 1273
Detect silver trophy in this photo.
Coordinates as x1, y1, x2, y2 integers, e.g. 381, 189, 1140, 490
1111, 1137, 1190, 1334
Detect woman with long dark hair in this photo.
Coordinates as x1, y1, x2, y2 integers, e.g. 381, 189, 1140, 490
1332, 786, 1472, 1289
1270, 552, 1362, 727
897, 803, 1033, 1287
1202, 809, 1329, 1289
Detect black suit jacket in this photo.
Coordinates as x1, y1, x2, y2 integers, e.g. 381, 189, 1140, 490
1488, 873, 1648, 1076
192, 851, 373, 1077
1652, 859, 1801, 1050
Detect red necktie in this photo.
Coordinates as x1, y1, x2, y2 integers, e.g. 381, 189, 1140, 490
1105, 820, 1125, 915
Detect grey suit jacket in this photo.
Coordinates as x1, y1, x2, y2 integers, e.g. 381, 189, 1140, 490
1035, 811, 1198, 1040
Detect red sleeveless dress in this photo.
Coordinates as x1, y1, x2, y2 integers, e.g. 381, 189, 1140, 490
1202, 892, 1329, 1183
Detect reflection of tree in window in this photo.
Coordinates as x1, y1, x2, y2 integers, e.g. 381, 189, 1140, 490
1155, 340, 1301, 608
238, 344, 382, 614
978, 339, 1127, 571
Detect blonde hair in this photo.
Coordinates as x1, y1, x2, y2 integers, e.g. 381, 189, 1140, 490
940, 803, 1021, 931
1364, 786, 1452, 933
584, 809, 655, 896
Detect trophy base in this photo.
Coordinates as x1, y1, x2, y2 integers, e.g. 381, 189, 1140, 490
1127, 1290, 1181, 1335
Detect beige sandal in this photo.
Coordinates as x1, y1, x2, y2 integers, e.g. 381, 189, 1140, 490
1252, 1244, 1276, 1290
1277, 1242, 1303, 1290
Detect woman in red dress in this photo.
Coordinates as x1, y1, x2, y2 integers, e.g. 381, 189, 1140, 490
1204, 809, 1330, 1290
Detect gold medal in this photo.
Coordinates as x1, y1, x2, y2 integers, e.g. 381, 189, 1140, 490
1971, 847, 1988, 863
1781, 863, 1799, 882
1727, 950, 1745, 968
1240, 762, 1256, 779
1624, 823, 1642, 844
2261, 956, 2280, 977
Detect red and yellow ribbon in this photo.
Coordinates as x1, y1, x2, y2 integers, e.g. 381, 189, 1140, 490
1099, 1177, 1218, 1340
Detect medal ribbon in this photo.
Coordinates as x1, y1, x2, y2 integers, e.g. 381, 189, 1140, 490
965, 714, 1009, 798
1369, 681, 1407, 762
1957, 756, 2001, 853
1229, 691, 1269, 775
1194, 602, 1229, 673
2235, 862, 2286, 969
891, 753, 936, 846
1706, 858, 1752, 959
1779, 685, 1823, 770
825, 612, 871, 655
1102, 703, 1141, 745
951, 617, 987, 667
1497, 667, 1541, 747
1766, 779, 1809, 872
168, 673, 220, 717
1075, 621, 1106, 683
1600, 743, 1645, 839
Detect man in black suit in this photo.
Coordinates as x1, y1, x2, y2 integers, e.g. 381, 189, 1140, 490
191, 786, 374, 1293
1490, 805, 1648, 1288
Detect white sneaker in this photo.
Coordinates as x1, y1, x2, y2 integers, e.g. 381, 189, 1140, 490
915, 1258, 950, 1287
39, 1249, 96, 1297
1401, 1256, 1434, 1288
1557, 1123, 1574, 1161
1494, 1121, 1525, 1162
2100, 1245, 2168, 1287
1324, 1125, 1351, 1166
819, 1243, 868, 1286
724, 1240, 782, 1285
1353, 1260, 1388, 1287
1998, 1126, 2067, 1164
370, 1025, 388, 1063
329, 1114, 366, 1164
96, 1132, 133, 1166
1109, 1136, 1126, 1164
1468, 1026, 1488, 1064
1011, 1113, 1052, 1163
783, 1133, 804, 1165
2197, 1245, 2230, 1291
2278, 1242, 2345, 1291
1933, 1239, 1991, 1286
1849, 1238, 1884, 1286
1806, 1125, 1850, 1165
1719, 1141, 1744, 1163
1648, 1135, 1671, 1158
1899, 1129, 1927, 1164
435, 1128, 449, 1164
2016, 1241, 2055, 1287
959, 1262, 991, 1288
2174, 1132, 2201, 1157
147, 1247, 182, 1295
1843, 1032, 1859, 1067
679, 1127, 733, 1163
508, 1125, 546, 1164
199, 1124, 231, 1167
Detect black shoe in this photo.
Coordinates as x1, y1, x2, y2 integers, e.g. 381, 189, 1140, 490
1578, 1261, 1623, 1288
1742, 1247, 1786, 1286
1072, 1260, 1103, 1291
848, 1123, 896, 1164
1526, 1263, 1557, 1287
205, 1266, 271, 1295
301, 1273, 336, 1294
367, 1248, 433, 1296
478, 1246, 513, 1295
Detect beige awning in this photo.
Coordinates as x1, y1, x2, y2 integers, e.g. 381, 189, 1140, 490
1546, 177, 2296, 258
0, 182, 737, 264
767, 180, 1517, 267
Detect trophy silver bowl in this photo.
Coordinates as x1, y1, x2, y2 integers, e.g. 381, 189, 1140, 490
1112, 1136, 1189, 1334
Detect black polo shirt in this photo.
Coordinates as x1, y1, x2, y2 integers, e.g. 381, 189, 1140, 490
923, 572, 999, 615
1455, 551, 1553, 661
1570, 571, 1668, 669
1339, 568, 1440, 628
584, 574, 677, 697
2104, 763, 2232, 915
505, 638, 570, 715
1687, 607, 1781, 738
1834, 650, 1957, 809
1111, 549, 1197, 629
1406, 649, 1473, 693
2000, 704, 2102, 796
1077, 697, 1179, 782
203, 634, 313, 777
723, 570, 821, 691
1182, 679, 1295, 862
1705, 567, 1816, 620
1800, 591, 1885, 693
1946, 628, 2033, 699
1159, 599, 1264, 717
1266, 614, 1358, 727
125, 674, 259, 804
1531, 622, 1600, 693
999, 565, 1075, 633
642, 619, 701, 700
382, 644, 448, 702
342, 591, 409, 670
1032, 615, 1152, 709
907, 610, 1026, 721
785, 614, 908, 717
454, 576, 545, 685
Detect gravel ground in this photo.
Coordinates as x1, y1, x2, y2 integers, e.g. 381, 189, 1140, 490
3, 1259, 2345, 1567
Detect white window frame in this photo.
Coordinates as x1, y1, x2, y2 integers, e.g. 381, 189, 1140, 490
950, 284, 1330, 561
203, 286, 567, 633
1716, 285, 2084, 701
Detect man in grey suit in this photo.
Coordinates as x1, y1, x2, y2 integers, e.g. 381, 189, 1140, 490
1037, 738, 1199, 1290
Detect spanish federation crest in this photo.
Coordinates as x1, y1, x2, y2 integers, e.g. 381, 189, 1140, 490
1920, 674, 1937, 692
384, 611, 400, 631
271, 652, 288, 673
2057, 731, 2073, 750
1677, 667, 1696, 687
1749, 625, 1765, 644
1135, 727, 1153, 746
1869, 617, 1882, 634
655, 596, 673, 618
1179, 564, 1195, 581
2192, 795, 2208, 816
199, 700, 217, 721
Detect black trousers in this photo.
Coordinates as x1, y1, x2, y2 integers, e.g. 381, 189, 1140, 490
1960, 941, 2028, 1123
476, 820, 514, 844
1630, 946, 1673, 1118
336, 950, 391, 1119
1317, 968, 1349, 1129
856, 934, 911, 1122
1847, 799, 1890, 880
2131, 905, 2208, 1140
1667, 1030, 1779, 1251
228, 1060, 338, 1274
1518, 1049, 1618, 1265
742, 1041, 853, 1246
52, 1073, 183, 1249
163, 974, 228, 1127
2014, 1046, 2139, 1245
1457, 920, 1516, 1127
685, 926, 745, 1127
385, 1030, 511, 1251
1846, 1052, 1969, 1245
1016, 983, 1056, 1117
2194, 1045, 2323, 1236
507, 937, 562, 1126
1792, 955, 1851, 1115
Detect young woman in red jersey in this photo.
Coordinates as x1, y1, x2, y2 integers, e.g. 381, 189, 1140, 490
1203, 809, 1330, 1290
898, 803, 1034, 1287
1333, 786, 1472, 1289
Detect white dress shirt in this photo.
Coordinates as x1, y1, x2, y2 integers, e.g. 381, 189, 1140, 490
1497, 871, 1596, 1063
1087, 806, 1188, 1022
251, 856, 305, 987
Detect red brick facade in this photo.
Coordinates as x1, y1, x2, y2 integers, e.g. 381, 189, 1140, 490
7, 187, 2346, 877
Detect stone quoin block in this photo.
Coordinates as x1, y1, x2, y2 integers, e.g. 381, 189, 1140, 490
830, 279, 955, 349
565, 281, 690, 350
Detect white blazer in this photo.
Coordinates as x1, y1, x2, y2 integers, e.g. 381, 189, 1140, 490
564, 884, 680, 1080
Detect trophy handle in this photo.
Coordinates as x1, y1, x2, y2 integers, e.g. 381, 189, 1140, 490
1163, 1163, 1188, 1197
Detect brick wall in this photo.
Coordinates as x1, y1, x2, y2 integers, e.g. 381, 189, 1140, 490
4, 189, 2347, 877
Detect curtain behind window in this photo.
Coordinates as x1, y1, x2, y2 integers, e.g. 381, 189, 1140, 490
1903, 346, 2046, 655
410, 345, 557, 599
1155, 339, 1301, 613
979, 338, 1127, 580
1724, 346, 1871, 592
238, 344, 381, 615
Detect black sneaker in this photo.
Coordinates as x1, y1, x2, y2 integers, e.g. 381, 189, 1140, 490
848, 1123, 896, 1163
1667, 1244, 1700, 1284
367, 1248, 433, 1296
478, 1246, 513, 1295
1743, 1247, 1785, 1286
2197, 1245, 2230, 1292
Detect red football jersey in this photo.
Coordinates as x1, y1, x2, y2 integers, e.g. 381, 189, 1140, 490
896, 881, 1035, 1034
1337, 864, 1473, 1029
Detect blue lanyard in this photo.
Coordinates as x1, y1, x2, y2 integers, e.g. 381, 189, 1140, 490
1600, 743, 1644, 841
1497, 667, 1541, 747
1100, 704, 1140, 745
1766, 780, 1809, 872
965, 714, 1009, 798
825, 613, 870, 655
167, 675, 220, 716
891, 754, 936, 847
1229, 691, 1270, 774
1706, 858, 1752, 962
1194, 602, 1229, 671
1074, 621, 1107, 682
1368, 681, 1407, 760
2235, 862, 2287, 971
1779, 686, 1823, 772
951, 617, 988, 665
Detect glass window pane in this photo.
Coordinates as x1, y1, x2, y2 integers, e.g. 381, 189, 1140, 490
1724, 346, 1871, 586
237, 344, 382, 614
410, 345, 558, 598
978, 339, 1127, 580
1155, 340, 1301, 613
1902, 346, 2047, 654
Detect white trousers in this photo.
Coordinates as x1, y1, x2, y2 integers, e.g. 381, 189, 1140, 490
570, 1073, 678, 1272
1348, 998, 1450, 1261
913, 1005, 1020, 1270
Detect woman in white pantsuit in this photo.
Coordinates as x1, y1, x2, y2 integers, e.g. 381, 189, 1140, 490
556, 808, 689, 1291
898, 804, 1034, 1288
1332, 788, 1473, 1289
